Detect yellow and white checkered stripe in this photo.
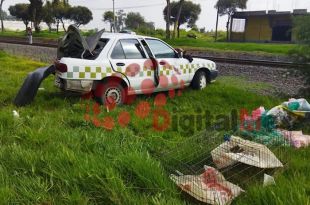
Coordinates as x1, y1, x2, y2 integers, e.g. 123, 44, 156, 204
64, 66, 116, 79
63, 63, 215, 80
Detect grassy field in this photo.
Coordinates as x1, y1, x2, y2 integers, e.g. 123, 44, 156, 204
0, 30, 96, 40
0, 51, 309, 204
165, 38, 297, 55
0, 30, 66, 39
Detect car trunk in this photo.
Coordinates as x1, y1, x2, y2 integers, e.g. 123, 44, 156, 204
57, 25, 105, 59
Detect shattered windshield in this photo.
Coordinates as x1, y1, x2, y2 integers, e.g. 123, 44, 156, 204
84, 38, 109, 59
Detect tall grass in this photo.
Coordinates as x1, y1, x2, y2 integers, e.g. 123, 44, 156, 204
0, 51, 309, 204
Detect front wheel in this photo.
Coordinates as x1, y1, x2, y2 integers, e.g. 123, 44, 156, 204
191, 71, 208, 90
94, 81, 126, 105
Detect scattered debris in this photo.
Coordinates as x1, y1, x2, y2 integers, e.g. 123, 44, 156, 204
170, 166, 244, 205
241, 129, 288, 146
263, 174, 276, 187
12, 110, 19, 118
266, 105, 294, 127
266, 98, 310, 127
282, 98, 310, 112
211, 136, 283, 169
278, 130, 310, 149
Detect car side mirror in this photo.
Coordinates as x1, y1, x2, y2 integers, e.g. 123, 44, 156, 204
183, 50, 193, 63
175, 48, 184, 58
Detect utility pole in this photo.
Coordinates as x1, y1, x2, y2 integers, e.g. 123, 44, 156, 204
112, 0, 116, 32
215, 6, 219, 42
0, 0, 5, 32
166, 0, 171, 39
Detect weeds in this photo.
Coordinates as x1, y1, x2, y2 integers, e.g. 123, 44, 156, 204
0, 51, 309, 204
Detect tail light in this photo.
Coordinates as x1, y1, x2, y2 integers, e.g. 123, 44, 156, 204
55, 61, 68, 73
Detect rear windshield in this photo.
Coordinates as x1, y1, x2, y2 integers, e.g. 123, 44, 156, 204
84, 38, 109, 60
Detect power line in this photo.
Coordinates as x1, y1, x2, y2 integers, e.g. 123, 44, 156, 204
91, 3, 165, 11
91, 0, 208, 11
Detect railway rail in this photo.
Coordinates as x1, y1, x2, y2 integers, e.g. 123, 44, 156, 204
191, 55, 307, 68
0, 38, 308, 68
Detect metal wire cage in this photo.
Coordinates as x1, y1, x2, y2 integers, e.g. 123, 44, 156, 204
157, 130, 290, 204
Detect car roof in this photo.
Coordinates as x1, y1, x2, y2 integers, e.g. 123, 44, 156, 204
100, 32, 157, 40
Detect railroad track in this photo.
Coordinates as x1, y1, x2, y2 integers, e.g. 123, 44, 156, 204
0, 39, 307, 68
0, 38, 58, 48
191, 55, 307, 68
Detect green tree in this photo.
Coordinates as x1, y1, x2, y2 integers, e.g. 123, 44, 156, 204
125, 12, 145, 30
9, 4, 31, 30
0, 0, 5, 32
29, 0, 44, 32
52, 0, 70, 32
164, 1, 201, 38
42, 1, 55, 32
103, 11, 115, 32
1, 10, 15, 21
172, 0, 184, 39
0, 10, 8, 19
215, 0, 247, 41
293, 16, 310, 52
68, 6, 93, 27
116, 10, 126, 32
144, 22, 155, 30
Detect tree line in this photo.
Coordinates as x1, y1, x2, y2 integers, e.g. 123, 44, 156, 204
3, 0, 92, 33
103, 10, 155, 33
164, 0, 247, 40
1, 0, 248, 41
103, 0, 247, 40
103, 1, 202, 38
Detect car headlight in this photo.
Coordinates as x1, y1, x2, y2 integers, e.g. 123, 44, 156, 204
212, 62, 216, 70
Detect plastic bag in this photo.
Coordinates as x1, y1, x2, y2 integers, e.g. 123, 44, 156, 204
278, 130, 310, 149
170, 166, 244, 205
282, 98, 310, 112
211, 136, 283, 169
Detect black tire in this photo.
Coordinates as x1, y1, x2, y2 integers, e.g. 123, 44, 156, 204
191, 70, 208, 90
94, 81, 126, 106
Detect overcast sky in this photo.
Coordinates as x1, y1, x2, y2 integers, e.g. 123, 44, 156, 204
3, 0, 310, 31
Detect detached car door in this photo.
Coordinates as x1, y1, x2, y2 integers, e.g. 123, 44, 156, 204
144, 38, 189, 90
109, 38, 156, 94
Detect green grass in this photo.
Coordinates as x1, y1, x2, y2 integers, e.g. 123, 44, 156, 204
165, 38, 297, 55
0, 29, 96, 40
0, 51, 309, 204
0, 30, 66, 40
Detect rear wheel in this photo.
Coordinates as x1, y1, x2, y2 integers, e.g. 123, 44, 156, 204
94, 81, 126, 105
191, 70, 208, 90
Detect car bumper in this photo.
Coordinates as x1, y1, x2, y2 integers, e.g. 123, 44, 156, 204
210, 70, 218, 81
55, 75, 93, 93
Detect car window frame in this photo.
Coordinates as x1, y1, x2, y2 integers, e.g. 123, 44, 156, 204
144, 38, 179, 59
110, 40, 126, 59
109, 38, 148, 60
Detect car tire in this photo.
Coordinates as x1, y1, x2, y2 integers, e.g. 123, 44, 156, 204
94, 81, 126, 106
191, 70, 208, 90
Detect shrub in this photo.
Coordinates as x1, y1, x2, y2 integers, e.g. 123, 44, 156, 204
290, 15, 310, 95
